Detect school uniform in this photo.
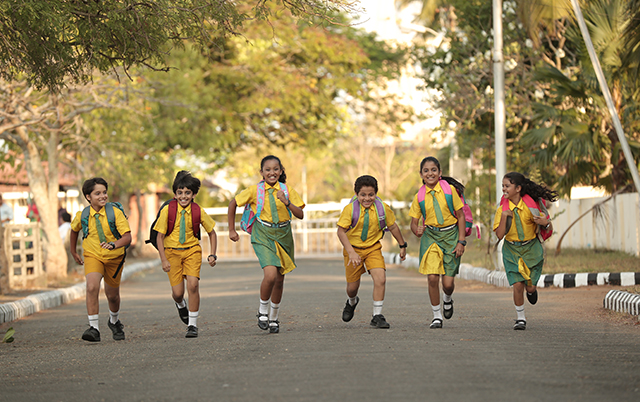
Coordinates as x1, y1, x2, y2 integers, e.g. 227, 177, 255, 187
337, 201, 396, 283
409, 182, 464, 276
493, 199, 544, 286
71, 206, 130, 288
235, 182, 305, 275
153, 203, 215, 286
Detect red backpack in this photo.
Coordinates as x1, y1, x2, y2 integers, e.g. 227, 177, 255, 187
146, 199, 202, 250
500, 195, 552, 241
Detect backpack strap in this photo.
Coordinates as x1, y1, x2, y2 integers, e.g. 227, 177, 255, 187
417, 185, 427, 224
500, 196, 514, 234
438, 179, 457, 217
279, 182, 293, 219
255, 181, 266, 219
349, 196, 360, 230
165, 199, 178, 236
80, 206, 91, 239
373, 197, 387, 231
104, 203, 122, 240
191, 202, 202, 240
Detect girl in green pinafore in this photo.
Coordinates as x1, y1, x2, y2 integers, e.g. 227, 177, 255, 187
409, 156, 467, 329
493, 172, 557, 331
227, 155, 305, 334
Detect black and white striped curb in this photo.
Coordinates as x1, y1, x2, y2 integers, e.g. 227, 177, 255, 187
604, 290, 640, 316
0, 259, 161, 325
538, 272, 640, 288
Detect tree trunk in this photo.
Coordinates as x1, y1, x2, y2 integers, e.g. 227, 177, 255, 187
17, 125, 67, 279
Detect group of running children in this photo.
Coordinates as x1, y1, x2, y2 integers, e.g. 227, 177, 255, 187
70, 155, 558, 342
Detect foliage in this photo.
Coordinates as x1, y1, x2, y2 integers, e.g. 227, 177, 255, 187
0, 0, 360, 91
2, 327, 14, 343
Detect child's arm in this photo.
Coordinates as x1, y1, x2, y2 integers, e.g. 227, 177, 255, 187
206, 229, 217, 267
453, 209, 466, 257
337, 226, 361, 268
277, 190, 303, 219
531, 214, 551, 230
156, 232, 171, 272
494, 209, 513, 240
387, 223, 407, 261
227, 198, 239, 242
69, 229, 83, 265
410, 217, 425, 237
100, 232, 131, 250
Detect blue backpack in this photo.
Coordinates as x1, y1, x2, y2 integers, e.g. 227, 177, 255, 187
240, 181, 290, 233
80, 202, 128, 246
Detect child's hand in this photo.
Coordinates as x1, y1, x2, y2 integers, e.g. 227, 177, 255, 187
347, 251, 361, 268
276, 190, 288, 204
162, 259, 171, 272
453, 243, 465, 258
416, 224, 425, 237
502, 209, 513, 218
229, 228, 239, 242
71, 252, 83, 265
399, 247, 407, 261
532, 215, 549, 226
207, 255, 217, 267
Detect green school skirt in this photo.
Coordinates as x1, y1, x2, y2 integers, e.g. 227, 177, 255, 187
418, 226, 460, 277
502, 238, 544, 286
251, 221, 296, 275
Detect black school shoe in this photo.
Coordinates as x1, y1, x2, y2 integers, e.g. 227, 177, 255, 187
186, 325, 198, 338
429, 318, 443, 329
176, 304, 189, 325
370, 314, 390, 329
513, 320, 527, 330
443, 299, 454, 319
257, 313, 269, 330
107, 320, 125, 341
342, 296, 359, 322
526, 290, 538, 305
269, 320, 280, 334
82, 326, 101, 342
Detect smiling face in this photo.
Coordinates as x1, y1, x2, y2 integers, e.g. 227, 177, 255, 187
502, 177, 522, 203
420, 161, 441, 188
85, 184, 108, 211
356, 185, 377, 209
175, 187, 195, 207
260, 159, 282, 186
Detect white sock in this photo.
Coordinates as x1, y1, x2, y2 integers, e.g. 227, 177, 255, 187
432, 305, 442, 321
88, 314, 99, 331
373, 300, 383, 316
259, 299, 269, 315
515, 304, 526, 321
269, 302, 280, 321
109, 310, 119, 324
443, 293, 452, 304
176, 299, 187, 309
348, 296, 358, 306
188, 311, 199, 327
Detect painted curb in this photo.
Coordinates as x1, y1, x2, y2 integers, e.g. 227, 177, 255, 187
603, 290, 640, 316
0, 259, 161, 325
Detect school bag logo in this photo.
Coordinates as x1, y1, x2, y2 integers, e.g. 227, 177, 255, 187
240, 181, 290, 234
80, 202, 129, 247
417, 180, 480, 238
348, 196, 388, 233
145, 199, 202, 250
500, 195, 553, 241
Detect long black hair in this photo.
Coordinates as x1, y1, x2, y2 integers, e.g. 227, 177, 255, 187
261, 155, 287, 183
504, 172, 558, 202
419, 156, 465, 195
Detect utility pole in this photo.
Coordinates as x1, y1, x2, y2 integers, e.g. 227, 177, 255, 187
493, 0, 507, 202
569, 0, 640, 193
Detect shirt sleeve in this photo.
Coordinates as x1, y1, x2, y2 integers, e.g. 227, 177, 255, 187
200, 210, 216, 233
153, 205, 170, 234
337, 204, 353, 229
492, 205, 502, 231
286, 186, 305, 209
451, 189, 464, 214
383, 202, 396, 227
235, 186, 256, 210
409, 194, 422, 219
70, 211, 83, 232
115, 208, 131, 235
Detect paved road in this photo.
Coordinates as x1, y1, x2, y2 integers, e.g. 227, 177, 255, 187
1, 258, 639, 402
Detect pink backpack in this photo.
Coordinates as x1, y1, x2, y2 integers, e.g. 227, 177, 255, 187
417, 180, 480, 238
500, 194, 552, 241
240, 181, 290, 234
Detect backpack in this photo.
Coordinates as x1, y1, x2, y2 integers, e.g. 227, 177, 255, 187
80, 202, 128, 246
145, 199, 202, 250
239, 181, 290, 234
500, 194, 552, 241
348, 196, 388, 233
418, 180, 479, 238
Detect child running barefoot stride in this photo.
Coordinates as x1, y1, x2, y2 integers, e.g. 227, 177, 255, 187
227, 155, 305, 334
154, 171, 218, 338
70, 178, 132, 342
337, 175, 407, 329
493, 172, 557, 330
409, 157, 466, 329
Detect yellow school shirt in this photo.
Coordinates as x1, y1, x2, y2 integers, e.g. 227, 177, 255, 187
153, 203, 215, 249
235, 182, 305, 223
71, 206, 130, 259
492, 198, 537, 242
337, 201, 396, 249
409, 182, 463, 226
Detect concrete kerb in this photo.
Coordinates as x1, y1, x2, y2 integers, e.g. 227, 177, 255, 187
0, 260, 161, 325
383, 252, 640, 317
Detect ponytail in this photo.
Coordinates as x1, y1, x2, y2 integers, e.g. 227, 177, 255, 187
505, 172, 558, 202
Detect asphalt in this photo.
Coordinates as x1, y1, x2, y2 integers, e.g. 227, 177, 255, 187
1, 258, 639, 402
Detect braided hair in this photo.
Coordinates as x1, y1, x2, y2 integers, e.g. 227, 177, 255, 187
504, 172, 558, 202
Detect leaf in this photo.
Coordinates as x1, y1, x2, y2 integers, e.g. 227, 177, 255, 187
2, 327, 15, 343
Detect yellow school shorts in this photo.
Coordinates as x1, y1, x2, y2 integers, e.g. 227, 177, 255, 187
165, 246, 202, 287
84, 253, 126, 288
343, 241, 386, 283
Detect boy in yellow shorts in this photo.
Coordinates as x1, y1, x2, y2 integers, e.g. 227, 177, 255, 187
154, 171, 218, 338
70, 177, 132, 342
337, 175, 407, 328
